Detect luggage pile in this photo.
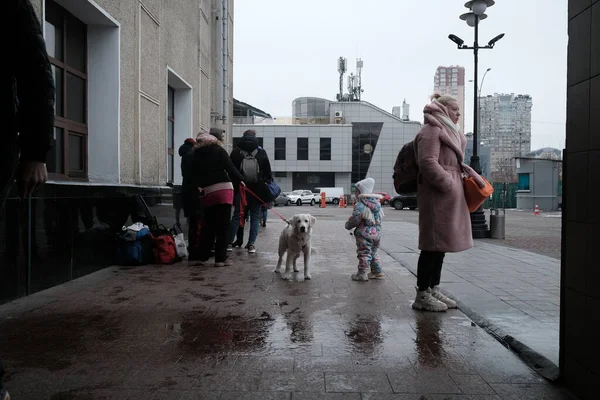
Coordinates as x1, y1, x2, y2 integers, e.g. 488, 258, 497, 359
115, 195, 188, 266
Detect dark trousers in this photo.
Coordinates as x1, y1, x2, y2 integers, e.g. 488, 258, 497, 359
199, 204, 232, 263
417, 251, 446, 291
188, 216, 203, 260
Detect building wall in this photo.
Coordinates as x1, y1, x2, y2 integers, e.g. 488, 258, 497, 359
232, 124, 353, 191
434, 65, 466, 130
34, 0, 234, 187
561, 1, 600, 398
515, 159, 560, 211
328, 101, 422, 196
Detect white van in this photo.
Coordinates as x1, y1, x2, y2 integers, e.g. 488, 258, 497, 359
314, 187, 345, 204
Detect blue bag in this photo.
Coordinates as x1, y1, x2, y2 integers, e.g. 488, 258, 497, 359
115, 228, 154, 265
266, 180, 281, 201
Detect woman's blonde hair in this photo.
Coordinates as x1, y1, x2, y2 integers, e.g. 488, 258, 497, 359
431, 93, 458, 108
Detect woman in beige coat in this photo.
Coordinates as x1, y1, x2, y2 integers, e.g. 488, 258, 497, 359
412, 94, 485, 312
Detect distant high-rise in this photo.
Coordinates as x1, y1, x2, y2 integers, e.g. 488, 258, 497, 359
479, 93, 533, 181
433, 66, 466, 130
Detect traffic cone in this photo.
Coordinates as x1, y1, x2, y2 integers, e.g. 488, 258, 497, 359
534, 205, 540, 216
339, 196, 344, 208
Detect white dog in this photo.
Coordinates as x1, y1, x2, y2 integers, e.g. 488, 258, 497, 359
274, 213, 317, 281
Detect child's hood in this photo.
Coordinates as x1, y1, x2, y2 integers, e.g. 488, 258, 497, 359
359, 194, 383, 213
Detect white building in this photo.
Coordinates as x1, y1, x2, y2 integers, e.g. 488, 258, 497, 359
233, 97, 422, 196
479, 93, 533, 181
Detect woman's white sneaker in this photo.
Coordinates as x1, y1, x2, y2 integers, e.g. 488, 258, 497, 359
429, 286, 457, 309
412, 287, 448, 312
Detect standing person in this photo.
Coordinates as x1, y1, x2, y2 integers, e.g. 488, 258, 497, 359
1, 1, 56, 398
191, 132, 244, 267
344, 178, 385, 282
260, 204, 269, 227
412, 93, 485, 312
179, 137, 202, 260
227, 129, 272, 254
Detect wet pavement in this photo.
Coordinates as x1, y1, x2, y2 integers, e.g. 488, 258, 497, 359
0, 208, 574, 399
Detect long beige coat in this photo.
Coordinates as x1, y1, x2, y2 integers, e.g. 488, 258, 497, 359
414, 119, 473, 253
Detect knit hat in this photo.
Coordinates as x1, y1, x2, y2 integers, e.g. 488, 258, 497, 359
209, 127, 225, 141
355, 177, 375, 195
184, 138, 196, 145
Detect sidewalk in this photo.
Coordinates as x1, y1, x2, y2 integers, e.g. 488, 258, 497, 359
380, 222, 561, 380
0, 218, 571, 399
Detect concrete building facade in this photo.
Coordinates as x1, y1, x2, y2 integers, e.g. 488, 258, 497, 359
433, 65, 466, 130
233, 97, 422, 196
32, 0, 234, 187
479, 93, 533, 181
0, 0, 235, 304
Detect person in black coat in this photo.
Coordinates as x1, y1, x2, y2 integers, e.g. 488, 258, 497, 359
1, 2, 56, 399
179, 137, 203, 259
190, 132, 244, 267
227, 129, 273, 254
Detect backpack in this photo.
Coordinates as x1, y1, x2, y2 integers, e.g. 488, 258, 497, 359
115, 228, 154, 266
393, 141, 419, 194
240, 149, 260, 183
153, 234, 179, 264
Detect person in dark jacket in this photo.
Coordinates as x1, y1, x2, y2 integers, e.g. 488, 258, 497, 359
179, 137, 203, 259
174, 138, 196, 226
1, 1, 56, 399
227, 129, 273, 254
191, 132, 245, 267
1, 0, 55, 208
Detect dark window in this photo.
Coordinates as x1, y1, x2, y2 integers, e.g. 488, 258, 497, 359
274, 172, 287, 178
167, 86, 175, 183
518, 173, 530, 191
297, 138, 309, 160
351, 122, 383, 183
274, 138, 286, 160
45, 0, 88, 178
320, 138, 331, 160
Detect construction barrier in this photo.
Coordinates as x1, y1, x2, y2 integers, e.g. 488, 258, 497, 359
320, 192, 326, 208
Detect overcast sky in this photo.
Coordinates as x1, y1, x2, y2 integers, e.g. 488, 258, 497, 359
233, 0, 568, 150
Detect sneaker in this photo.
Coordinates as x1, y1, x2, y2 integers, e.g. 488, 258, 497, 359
368, 271, 385, 279
429, 286, 457, 309
226, 244, 233, 252
262, 222, 266, 227
233, 240, 243, 248
194, 260, 207, 267
412, 287, 448, 312
247, 244, 256, 254
351, 272, 369, 282
215, 259, 232, 268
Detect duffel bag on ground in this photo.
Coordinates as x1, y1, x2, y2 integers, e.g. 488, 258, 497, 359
115, 228, 154, 266
153, 234, 179, 264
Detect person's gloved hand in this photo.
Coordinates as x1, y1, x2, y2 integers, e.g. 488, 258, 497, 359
16, 160, 48, 199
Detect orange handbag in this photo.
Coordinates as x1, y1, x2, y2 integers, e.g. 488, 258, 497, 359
463, 175, 494, 212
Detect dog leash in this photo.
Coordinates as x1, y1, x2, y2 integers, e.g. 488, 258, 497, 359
240, 184, 289, 224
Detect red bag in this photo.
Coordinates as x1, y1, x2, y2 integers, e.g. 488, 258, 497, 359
152, 234, 179, 264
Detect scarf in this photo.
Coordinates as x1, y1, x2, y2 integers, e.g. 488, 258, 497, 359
423, 101, 486, 189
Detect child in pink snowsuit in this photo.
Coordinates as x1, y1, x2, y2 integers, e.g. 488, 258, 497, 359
345, 177, 385, 282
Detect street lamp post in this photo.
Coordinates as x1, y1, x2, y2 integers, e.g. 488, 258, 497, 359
448, 0, 504, 239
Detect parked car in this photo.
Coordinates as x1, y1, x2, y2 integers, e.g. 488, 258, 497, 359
390, 193, 418, 210
274, 192, 291, 206
287, 190, 319, 206
376, 192, 391, 205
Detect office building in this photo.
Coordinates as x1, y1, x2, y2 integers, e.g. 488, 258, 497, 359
233, 97, 422, 196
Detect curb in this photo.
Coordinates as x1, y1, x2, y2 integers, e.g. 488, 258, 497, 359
381, 247, 560, 382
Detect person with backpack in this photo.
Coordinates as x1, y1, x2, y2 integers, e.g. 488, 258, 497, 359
190, 132, 245, 267
227, 129, 273, 254
409, 93, 486, 312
